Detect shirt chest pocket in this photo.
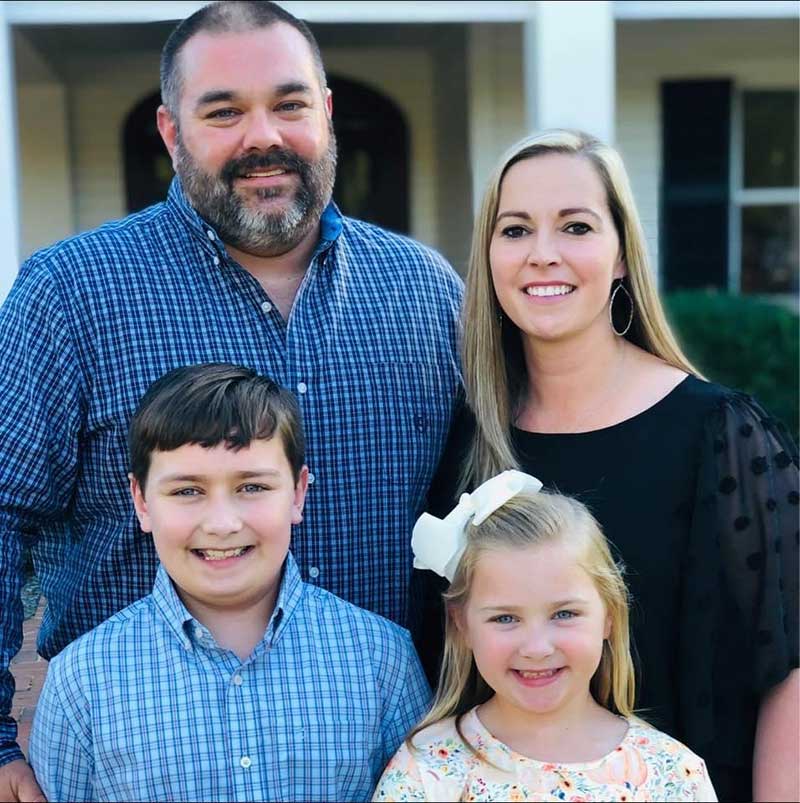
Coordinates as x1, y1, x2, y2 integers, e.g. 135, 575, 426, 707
364, 362, 454, 492
268, 724, 378, 802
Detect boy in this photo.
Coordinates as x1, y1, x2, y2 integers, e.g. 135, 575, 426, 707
29, 364, 431, 802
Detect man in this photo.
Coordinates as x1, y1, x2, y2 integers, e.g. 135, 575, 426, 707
0, 2, 462, 799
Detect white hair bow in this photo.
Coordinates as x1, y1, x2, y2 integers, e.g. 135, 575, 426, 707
412, 470, 543, 582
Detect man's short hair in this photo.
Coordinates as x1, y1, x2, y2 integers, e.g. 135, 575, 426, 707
129, 363, 305, 489
160, 0, 327, 116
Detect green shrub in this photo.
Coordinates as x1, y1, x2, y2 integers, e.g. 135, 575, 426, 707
663, 291, 798, 441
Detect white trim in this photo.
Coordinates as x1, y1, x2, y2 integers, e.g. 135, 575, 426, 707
4, 1, 538, 25
0, 5, 20, 302
7, 0, 796, 25
615, 1, 799, 20
279, 1, 537, 22
728, 89, 743, 293
734, 188, 800, 205
4, 1, 200, 24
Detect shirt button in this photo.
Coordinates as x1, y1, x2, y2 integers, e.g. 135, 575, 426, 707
240, 756, 252, 769
207, 230, 216, 241
308, 472, 315, 485
309, 566, 320, 579
261, 301, 273, 314
232, 674, 243, 686
297, 381, 308, 394
213, 256, 220, 266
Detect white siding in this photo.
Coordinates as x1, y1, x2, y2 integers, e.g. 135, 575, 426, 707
17, 83, 74, 259
322, 47, 439, 250
432, 28, 472, 275
467, 23, 526, 211
14, 30, 74, 261
67, 53, 162, 231
615, 80, 662, 274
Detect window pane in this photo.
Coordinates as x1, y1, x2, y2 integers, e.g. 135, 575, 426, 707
743, 91, 798, 188
741, 204, 799, 293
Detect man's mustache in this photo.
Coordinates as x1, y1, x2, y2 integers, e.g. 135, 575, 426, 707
220, 149, 310, 188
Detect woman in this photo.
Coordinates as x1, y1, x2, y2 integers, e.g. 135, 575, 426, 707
414, 130, 798, 802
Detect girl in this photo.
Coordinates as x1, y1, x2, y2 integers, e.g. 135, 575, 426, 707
377, 471, 717, 802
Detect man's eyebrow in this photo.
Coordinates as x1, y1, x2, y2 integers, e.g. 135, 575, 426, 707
275, 81, 313, 97
194, 83, 314, 111
195, 89, 237, 109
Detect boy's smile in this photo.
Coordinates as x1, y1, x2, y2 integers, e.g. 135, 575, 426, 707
192, 545, 253, 561
131, 438, 308, 626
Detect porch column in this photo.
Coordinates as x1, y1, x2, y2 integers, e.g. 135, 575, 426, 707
523, 1, 615, 142
0, 4, 20, 303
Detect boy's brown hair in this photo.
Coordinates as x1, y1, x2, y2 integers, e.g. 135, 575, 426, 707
129, 363, 305, 490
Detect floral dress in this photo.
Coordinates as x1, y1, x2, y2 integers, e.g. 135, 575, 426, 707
372, 708, 717, 802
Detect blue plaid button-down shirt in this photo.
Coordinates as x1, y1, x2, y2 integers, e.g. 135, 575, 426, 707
29, 553, 431, 802
0, 179, 461, 764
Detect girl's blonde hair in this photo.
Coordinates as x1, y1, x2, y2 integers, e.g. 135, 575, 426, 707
408, 490, 635, 750
462, 129, 702, 486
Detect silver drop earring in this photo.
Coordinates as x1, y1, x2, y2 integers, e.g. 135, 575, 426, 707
609, 280, 634, 337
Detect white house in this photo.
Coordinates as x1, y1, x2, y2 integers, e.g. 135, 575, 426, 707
1, 0, 797, 303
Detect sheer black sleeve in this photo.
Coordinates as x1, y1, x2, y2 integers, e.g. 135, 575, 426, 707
678, 390, 799, 774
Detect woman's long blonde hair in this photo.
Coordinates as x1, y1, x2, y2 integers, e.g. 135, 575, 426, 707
408, 491, 635, 750
462, 129, 701, 487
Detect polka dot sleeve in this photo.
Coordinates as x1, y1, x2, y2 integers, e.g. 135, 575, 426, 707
715, 395, 798, 689
678, 391, 799, 767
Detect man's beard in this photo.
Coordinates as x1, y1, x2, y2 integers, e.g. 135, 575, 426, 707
175, 127, 337, 257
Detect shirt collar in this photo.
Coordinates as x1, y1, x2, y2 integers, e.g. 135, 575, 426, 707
151, 563, 195, 651
165, 176, 343, 257
268, 551, 304, 645
165, 177, 219, 249
151, 552, 306, 653
314, 201, 343, 257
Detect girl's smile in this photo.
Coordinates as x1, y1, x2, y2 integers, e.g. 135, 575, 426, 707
512, 666, 566, 686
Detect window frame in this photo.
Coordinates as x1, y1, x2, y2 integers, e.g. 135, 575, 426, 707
728, 88, 799, 296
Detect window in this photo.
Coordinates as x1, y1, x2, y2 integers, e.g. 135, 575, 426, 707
730, 90, 799, 296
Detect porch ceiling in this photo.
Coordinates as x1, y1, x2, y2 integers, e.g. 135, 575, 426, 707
15, 20, 470, 83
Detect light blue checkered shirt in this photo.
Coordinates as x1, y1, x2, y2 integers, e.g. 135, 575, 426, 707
0, 178, 462, 764
29, 553, 431, 802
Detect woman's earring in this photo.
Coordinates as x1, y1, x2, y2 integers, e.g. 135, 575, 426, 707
609, 280, 634, 337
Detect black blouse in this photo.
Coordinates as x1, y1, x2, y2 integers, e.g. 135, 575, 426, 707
410, 376, 798, 802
